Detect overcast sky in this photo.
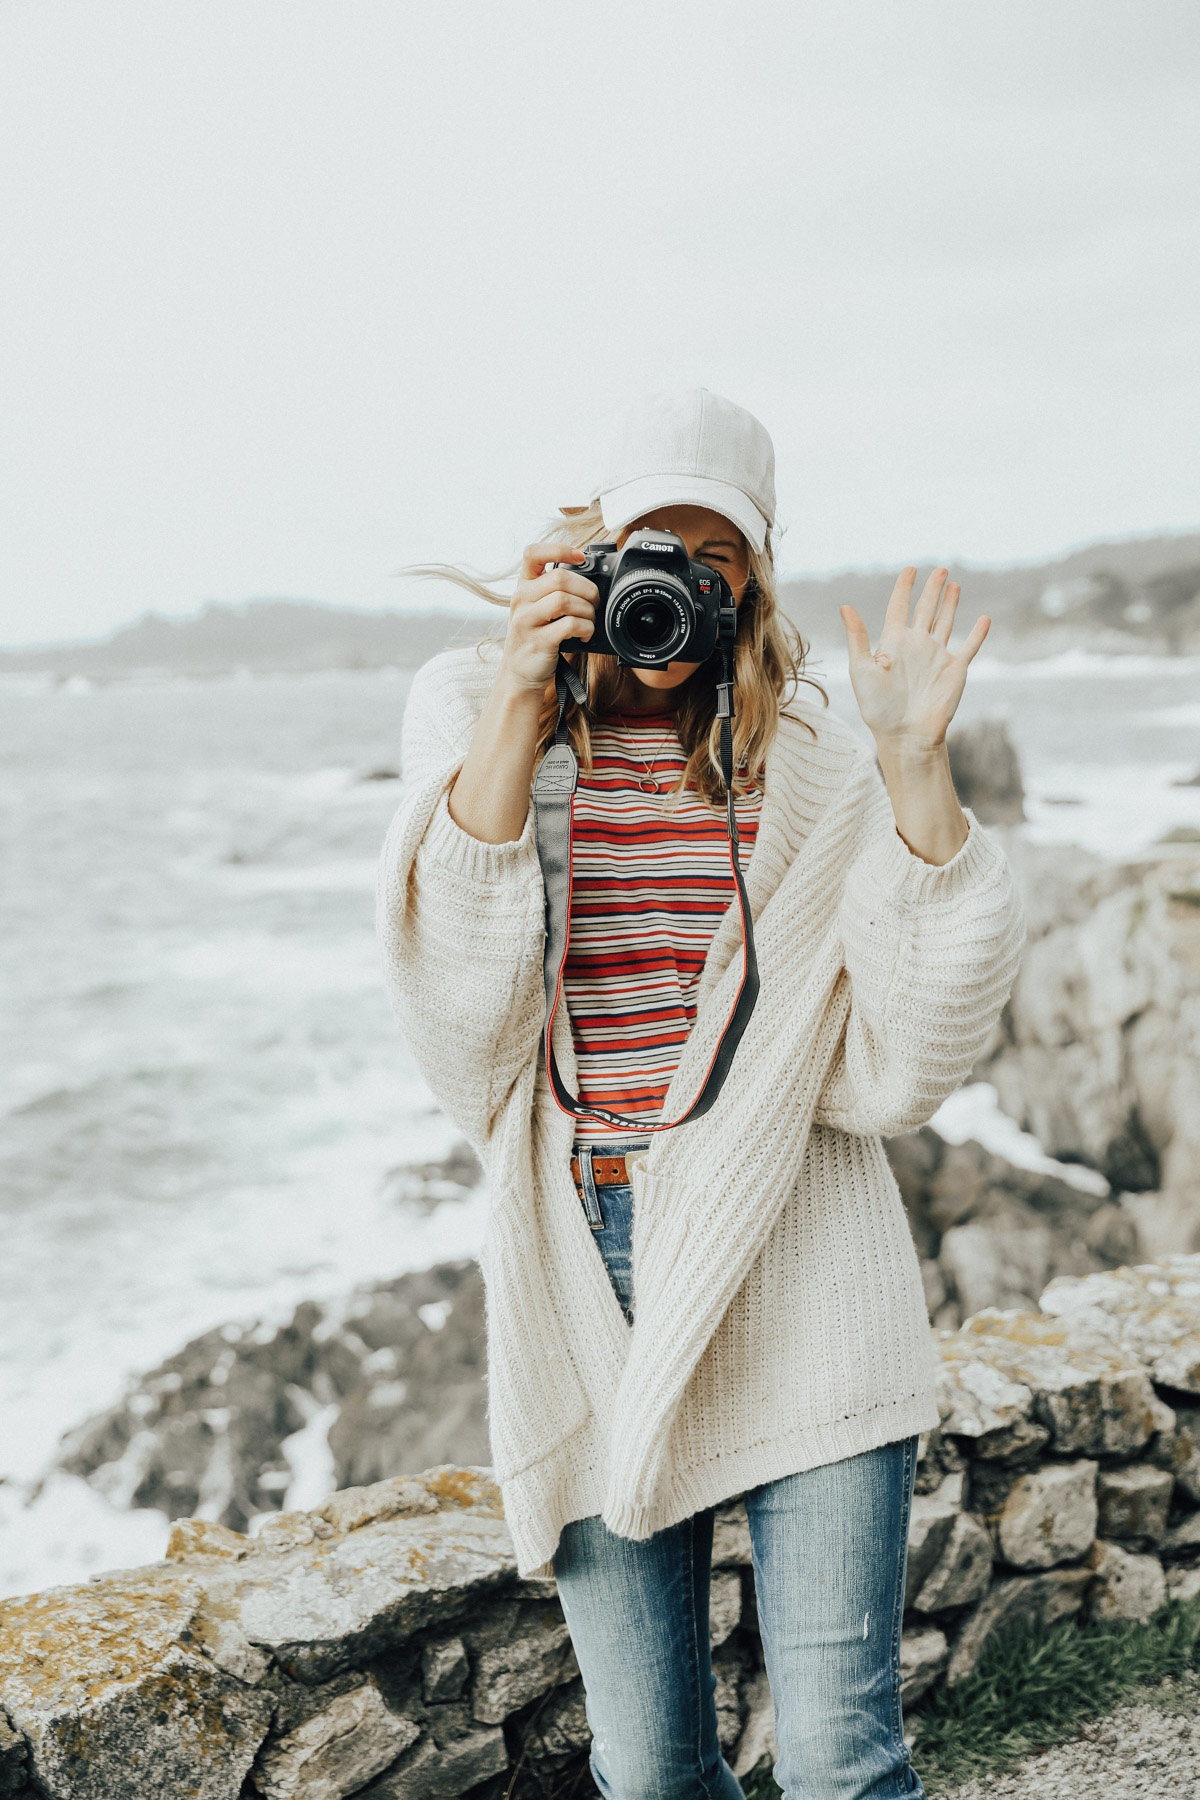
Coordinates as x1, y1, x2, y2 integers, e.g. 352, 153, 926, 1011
2, 1, 1198, 644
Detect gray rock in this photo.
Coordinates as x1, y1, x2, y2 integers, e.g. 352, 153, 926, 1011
470, 1609, 577, 1725
1167, 1566, 1200, 1602
709, 1569, 743, 1648
948, 1568, 1092, 1683
914, 1512, 994, 1613
947, 719, 1025, 825
0, 1570, 272, 1800
900, 1627, 949, 1705
1162, 1402, 1200, 1503
711, 1500, 752, 1566
934, 1333, 1050, 1462
1085, 1542, 1167, 1624
730, 1669, 777, 1781
993, 1461, 1098, 1570
937, 1309, 1159, 1460
905, 1495, 959, 1606
513, 1678, 591, 1763
1161, 1511, 1200, 1560
236, 1508, 517, 1682
358, 1723, 507, 1797
250, 1682, 419, 1799
421, 1638, 468, 1705
1040, 1257, 1200, 1392
1096, 1465, 1174, 1543
58, 1250, 489, 1532
0, 1710, 27, 1798
940, 1220, 1053, 1319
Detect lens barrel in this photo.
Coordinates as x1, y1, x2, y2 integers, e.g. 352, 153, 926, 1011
606, 568, 693, 664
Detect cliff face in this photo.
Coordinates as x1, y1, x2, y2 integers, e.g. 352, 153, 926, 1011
980, 837, 1200, 1259
5, 1258, 1200, 1800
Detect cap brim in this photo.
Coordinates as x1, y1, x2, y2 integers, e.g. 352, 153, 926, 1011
595, 473, 769, 553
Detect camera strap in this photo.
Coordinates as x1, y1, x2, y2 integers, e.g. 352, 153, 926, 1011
532, 650, 760, 1132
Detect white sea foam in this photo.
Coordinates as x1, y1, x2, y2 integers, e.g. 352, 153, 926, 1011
931, 1083, 1110, 1196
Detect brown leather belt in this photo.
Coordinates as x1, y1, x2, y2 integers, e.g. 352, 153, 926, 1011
570, 1153, 632, 1189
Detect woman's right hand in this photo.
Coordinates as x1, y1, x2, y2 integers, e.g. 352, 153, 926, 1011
498, 543, 598, 695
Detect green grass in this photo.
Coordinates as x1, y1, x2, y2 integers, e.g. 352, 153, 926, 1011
1157, 825, 1200, 844
740, 1596, 1200, 1798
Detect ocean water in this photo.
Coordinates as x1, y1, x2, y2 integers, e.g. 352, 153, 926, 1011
3, 651, 1200, 1595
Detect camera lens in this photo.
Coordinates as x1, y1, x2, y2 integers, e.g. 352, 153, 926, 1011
626, 597, 676, 651
607, 570, 691, 664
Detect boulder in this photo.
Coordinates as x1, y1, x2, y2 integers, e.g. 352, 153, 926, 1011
711, 1499, 752, 1566
730, 1669, 777, 1781
1040, 1256, 1200, 1392
936, 1309, 1159, 1460
513, 1677, 591, 1764
886, 1126, 1123, 1323
1085, 1542, 1167, 1624
1163, 1402, 1200, 1504
913, 1512, 994, 1613
0, 1570, 273, 1800
709, 1570, 743, 1648
933, 1336, 1049, 1463
357, 1723, 507, 1798
57, 1244, 489, 1533
992, 1461, 1098, 1570
469, 1607, 577, 1725
899, 1628, 949, 1705
235, 1507, 516, 1684
905, 1495, 959, 1607
1167, 1566, 1200, 1602
1161, 1512, 1200, 1561
1095, 1465, 1174, 1543
980, 841, 1200, 1222
421, 1638, 469, 1705
249, 1682, 419, 1799
0, 1710, 27, 1798
947, 1568, 1092, 1683
946, 719, 1025, 826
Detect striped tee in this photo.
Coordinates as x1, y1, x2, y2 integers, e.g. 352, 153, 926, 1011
562, 710, 762, 1146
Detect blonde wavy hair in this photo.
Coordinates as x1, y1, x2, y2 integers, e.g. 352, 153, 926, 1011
411, 501, 825, 808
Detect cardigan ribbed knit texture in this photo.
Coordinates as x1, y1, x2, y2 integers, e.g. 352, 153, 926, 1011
377, 644, 1026, 1575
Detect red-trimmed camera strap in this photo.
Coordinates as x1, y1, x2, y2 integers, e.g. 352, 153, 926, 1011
531, 652, 760, 1132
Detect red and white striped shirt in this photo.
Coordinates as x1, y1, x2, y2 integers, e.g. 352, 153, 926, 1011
563, 710, 762, 1146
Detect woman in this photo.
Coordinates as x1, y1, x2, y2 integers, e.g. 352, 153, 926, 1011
378, 388, 1024, 1800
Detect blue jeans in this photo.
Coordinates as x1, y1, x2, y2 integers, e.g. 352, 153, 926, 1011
553, 1173, 923, 1800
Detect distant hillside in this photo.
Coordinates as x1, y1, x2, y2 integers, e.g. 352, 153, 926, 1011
781, 531, 1200, 655
4, 532, 1199, 678
0, 599, 503, 679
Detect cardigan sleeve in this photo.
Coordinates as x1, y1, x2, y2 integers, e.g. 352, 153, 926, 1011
814, 770, 1025, 1138
375, 654, 547, 1152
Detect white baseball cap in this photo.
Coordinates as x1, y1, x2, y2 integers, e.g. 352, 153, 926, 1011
581, 387, 776, 553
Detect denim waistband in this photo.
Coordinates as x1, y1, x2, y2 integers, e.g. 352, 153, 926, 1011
570, 1140, 648, 1229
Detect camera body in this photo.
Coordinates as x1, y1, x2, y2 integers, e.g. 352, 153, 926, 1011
560, 528, 736, 668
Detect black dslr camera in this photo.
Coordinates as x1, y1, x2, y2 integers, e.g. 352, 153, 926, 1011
559, 528, 736, 668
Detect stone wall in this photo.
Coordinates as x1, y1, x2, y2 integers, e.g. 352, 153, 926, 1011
5, 1256, 1200, 1800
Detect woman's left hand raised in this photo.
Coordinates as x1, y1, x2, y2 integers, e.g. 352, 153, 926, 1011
839, 567, 990, 751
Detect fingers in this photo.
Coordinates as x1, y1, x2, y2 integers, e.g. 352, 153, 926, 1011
839, 605, 872, 660
932, 582, 961, 646
912, 566, 949, 632
884, 566, 917, 633
522, 568, 598, 606
956, 614, 991, 663
520, 540, 585, 581
526, 590, 595, 630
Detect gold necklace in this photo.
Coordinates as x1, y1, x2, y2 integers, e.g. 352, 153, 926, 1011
616, 713, 680, 793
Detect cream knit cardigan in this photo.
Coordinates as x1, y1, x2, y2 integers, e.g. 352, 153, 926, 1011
377, 644, 1025, 1576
